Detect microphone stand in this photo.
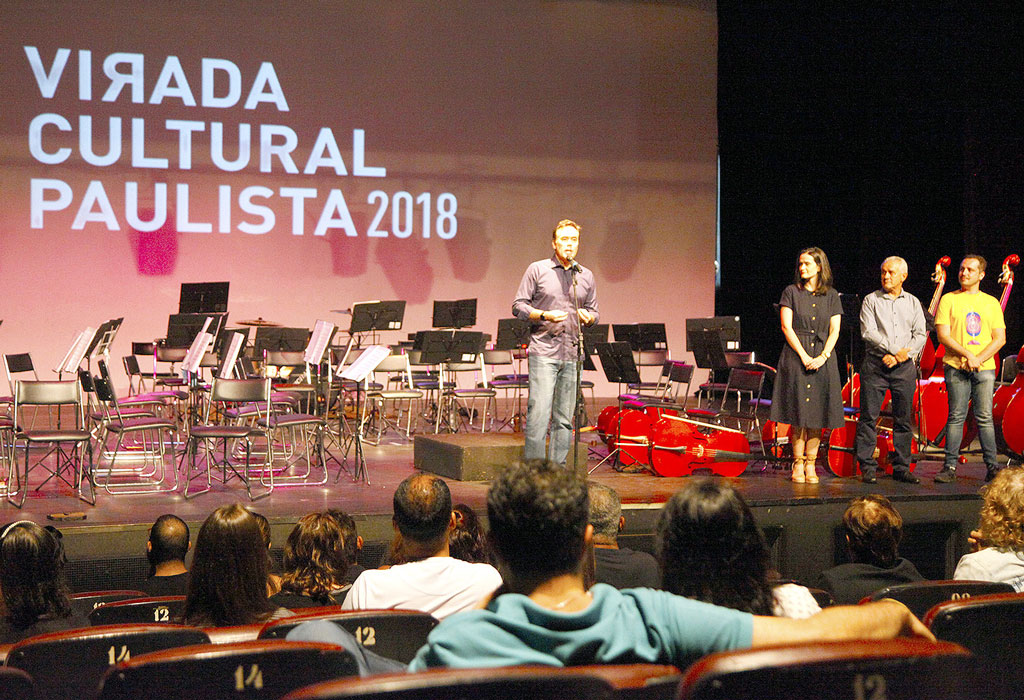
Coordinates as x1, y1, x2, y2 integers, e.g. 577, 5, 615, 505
570, 262, 585, 475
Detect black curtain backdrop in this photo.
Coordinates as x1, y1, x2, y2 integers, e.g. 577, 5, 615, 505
717, 3, 1024, 376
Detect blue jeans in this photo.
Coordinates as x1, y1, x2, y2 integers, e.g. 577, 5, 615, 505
944, 367, 998, 469
524, 355, 578, 465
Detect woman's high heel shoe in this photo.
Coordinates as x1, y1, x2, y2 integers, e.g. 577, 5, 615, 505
791, 458, 806, 483
804, 456, 819, 484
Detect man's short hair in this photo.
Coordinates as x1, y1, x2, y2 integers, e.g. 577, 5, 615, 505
393, 474, 452, 543
882, 256, 908, 275
963, 253, 987, 273
488, 460, 589, 579
843, 495, 903, 568
552, 219, 581, 239
148, 514, 190, 565
587, 482, 621, 539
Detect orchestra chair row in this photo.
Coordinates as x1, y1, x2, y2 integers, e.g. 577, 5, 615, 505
861, 579, 1014, 620
677, 638, 975, 700
281, 664, 682, 700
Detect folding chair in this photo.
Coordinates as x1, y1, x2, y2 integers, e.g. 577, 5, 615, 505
9, 379, 95, 507
95, 640, 358, 700
678, 638, 975, 700
257, 392, 329, 494
482, 349, 528, 431
88, 596, 186, 626
259, 609, 438, 664
183, 377, 272, 500
438, 356, 496, 433
362, 354, 423, 444
6, 623, 209, 700
91, 362, 178, 494
70, 589, 148, 618
689, 365, 768, 441
863, 579, 1014, 620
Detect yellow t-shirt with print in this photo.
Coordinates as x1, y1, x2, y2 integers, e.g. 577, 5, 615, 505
934, 290, 1005, 371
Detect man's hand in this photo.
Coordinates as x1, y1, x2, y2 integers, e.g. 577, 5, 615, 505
895, 348, 910, 364
882, 354, 898, 368
577, 309, 595, 325
545, 310, 569, 323
964, 352, 982, 371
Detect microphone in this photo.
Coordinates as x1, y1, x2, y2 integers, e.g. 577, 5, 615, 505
569, 260, 582, 273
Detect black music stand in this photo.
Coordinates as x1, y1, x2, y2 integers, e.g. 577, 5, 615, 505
414, 331, 484, 365
595, 342, 642, 388
350, 301, 406, 336
687, 327, 730, 373
179, 281, 230, 313
166, 313, 227, 348
253, 327, 310, 355
85, 317, 124, 366
637, 323, 668, 351
581, 324, 609, 372
495, 318, 531, 350
612, 324, 642, 351
432, 299, 477, 329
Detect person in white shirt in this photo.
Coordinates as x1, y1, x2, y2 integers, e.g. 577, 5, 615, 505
342, 473, 501, 619
955, 466, 1024, 592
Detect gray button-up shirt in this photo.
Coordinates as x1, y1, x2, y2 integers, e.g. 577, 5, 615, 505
512, 255, 600, 362
860, 288, 927, 360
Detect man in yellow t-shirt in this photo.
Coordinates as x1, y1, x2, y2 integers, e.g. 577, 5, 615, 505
933, 254, 1006, 483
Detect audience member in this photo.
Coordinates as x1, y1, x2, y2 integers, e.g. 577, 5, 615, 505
142, 514, 190, 596
954, 466, 1024, 591
270, 512, 351, 609
448, 503, 490, 564
408, 460, 933, 670
817, 495, 923, 604
342, 473, 502, 619
588, 483, 659, 589
249, 509, 282, 595
0, 521, 88, 643
657, 480, 819, 618
181, 504, 293, 627
327, 509, 366, 584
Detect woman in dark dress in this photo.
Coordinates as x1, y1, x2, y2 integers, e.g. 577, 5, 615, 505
770, 247, 844, 483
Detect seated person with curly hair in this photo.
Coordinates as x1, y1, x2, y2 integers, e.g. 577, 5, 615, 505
657, 480, 819, 618
0, 521, 89, 643
817, 495, 923, 604
955, 465, 1024, 591
271, 512, 351, 608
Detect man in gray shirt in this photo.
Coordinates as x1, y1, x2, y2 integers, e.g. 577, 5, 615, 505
856, 256, 927, 484
512, 219, 599, 466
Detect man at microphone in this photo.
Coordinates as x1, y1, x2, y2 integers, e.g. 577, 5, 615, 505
512, 219, 600, 466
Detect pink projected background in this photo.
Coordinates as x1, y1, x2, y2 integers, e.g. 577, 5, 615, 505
0, 1, 718, 395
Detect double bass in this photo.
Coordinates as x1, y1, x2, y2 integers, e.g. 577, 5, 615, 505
918, 255, 951, 378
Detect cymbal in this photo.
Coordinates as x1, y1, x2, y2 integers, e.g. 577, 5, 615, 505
237, 318, 282, 327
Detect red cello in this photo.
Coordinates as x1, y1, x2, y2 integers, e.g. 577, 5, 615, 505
995, 345, 1024, 438
918, 255, 951, 378
649, 415, 751, 477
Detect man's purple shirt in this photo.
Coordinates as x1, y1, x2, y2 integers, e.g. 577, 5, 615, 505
512, 254, 599, 362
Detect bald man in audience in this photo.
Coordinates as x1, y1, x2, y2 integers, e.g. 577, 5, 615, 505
142, 514, 191, 596
342, 473, 502, 619
588, 482, 659, 589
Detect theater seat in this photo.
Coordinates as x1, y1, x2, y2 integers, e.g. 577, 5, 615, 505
278, 666, 615, 700
258, 608, 437, 664
0, 667, 34, 700
925, 591, 1024, 699
6, 623, 209, 700
861, 579, 1014, 620
677, 638, 975, 700
89, 596, 186, 626
95, 640, 358, 700
70, 589, 148, 618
